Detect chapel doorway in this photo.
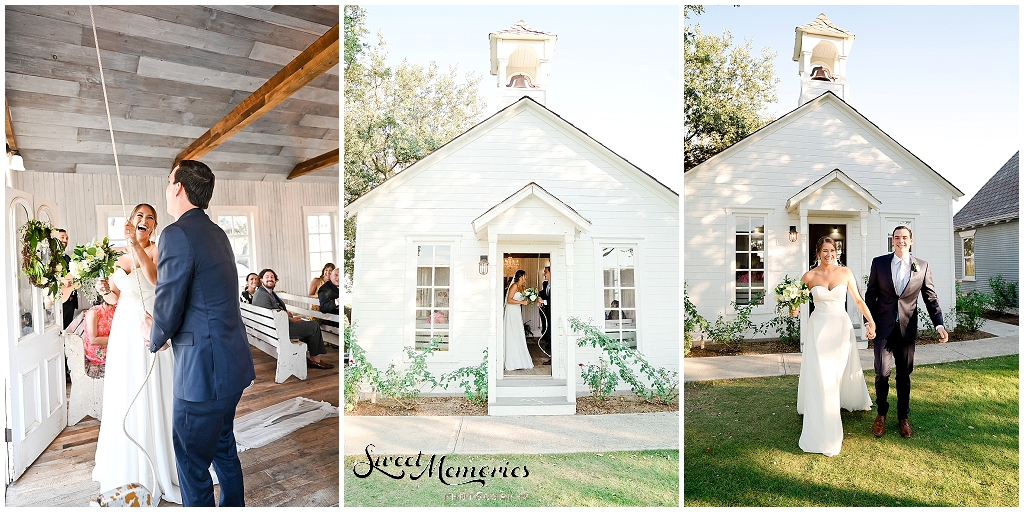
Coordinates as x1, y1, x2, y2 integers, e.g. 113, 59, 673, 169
808, 224, 847, 268
501, 252, 552, 377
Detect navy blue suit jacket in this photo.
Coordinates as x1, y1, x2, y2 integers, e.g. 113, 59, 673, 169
149, 208, 256, 402
865, 253, 944, 343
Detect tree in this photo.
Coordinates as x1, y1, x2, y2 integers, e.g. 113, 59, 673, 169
343, 6, 486, 287
684, 7, 779, 169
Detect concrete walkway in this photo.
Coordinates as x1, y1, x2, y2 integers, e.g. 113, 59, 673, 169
344, 411, 679, 456
684, 320, 1019, 382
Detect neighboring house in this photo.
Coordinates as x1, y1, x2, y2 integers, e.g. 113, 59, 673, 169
684, 14, 964, 347
347, 22, 679, 416
952, 152, 1019, 296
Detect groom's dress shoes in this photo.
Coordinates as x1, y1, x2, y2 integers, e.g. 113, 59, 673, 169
898, 419, 912, 438
872, 414, 886, 437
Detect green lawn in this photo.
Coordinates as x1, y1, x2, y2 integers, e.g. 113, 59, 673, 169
344, 450, 679, 506
684, 355, 1019, 506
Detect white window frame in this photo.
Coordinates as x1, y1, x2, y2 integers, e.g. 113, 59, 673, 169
882, 215, 916, 255
958, 230, 976, 281
95, 205, 133, 249
302, 206, 340, 282
593, 240, 644, 350
727, 211, 769, 308
208, 206, 259, 290
407, 236, 461, 360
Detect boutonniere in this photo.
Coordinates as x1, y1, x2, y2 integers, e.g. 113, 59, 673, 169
911, 262, 919, 273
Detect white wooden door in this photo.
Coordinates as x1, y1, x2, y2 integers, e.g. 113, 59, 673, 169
5, 187, 67, 483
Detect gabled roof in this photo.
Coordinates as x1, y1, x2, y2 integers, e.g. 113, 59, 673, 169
685, 91, 964, 198
472, 182, 591, 236
347, 95, 677, 215
797, 13, 854, 38
489, 20, 555, 38
786, 169, 882, 212
953, 151, 1019, 229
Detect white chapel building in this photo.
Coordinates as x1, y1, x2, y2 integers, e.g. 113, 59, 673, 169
684, 14, 964, 345
347, 21, 680, 415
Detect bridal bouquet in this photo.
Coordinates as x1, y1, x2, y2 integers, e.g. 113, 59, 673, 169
774, 275, 811, 314
70, 238, 121, 283
522, 287, 541, 304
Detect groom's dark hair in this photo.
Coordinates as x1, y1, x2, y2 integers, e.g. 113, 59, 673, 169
892, 225, 913, 238
173, 160, 215, 209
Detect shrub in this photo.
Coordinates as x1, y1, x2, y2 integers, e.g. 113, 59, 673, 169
917, 306, 939, 341
437, 349, 489, 406
683, 281, 707, 355
570, 317, 679, 405
373, 337, 443, 409
343, 325, 374, 412
952, 281, 991, 334
579, 356, 619, 403
761, 313, 800, 345
704, 292, 763, 345
988, 275, 1019, 313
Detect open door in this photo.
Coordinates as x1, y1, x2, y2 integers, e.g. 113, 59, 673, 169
5, 187, 67, 483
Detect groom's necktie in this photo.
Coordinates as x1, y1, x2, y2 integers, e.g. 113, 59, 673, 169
895, 259, 909, 296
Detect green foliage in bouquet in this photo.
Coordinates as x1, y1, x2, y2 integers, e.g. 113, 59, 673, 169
70, 238, 121, 282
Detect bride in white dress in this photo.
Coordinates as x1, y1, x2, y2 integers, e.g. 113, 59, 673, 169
93, 204, 181, 504
504, 269, 534, 371
794, 236, 876, 457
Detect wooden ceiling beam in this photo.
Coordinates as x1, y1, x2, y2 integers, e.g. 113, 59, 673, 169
174, 23, 339, 168
287, 148, 338, 180
6, 97, 18, 151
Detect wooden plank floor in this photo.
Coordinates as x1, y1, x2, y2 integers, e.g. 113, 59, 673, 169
503, 339, 554, 377
5, 342, 339, 507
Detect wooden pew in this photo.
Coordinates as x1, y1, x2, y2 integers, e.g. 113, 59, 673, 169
239, 303, 308, 383
65, 312, 103, 425
276, 291, 341, 340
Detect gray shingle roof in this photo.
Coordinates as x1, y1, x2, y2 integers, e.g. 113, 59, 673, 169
490, 20, 555, 37
797, 13, 854, 37
953, 151, 1019, 229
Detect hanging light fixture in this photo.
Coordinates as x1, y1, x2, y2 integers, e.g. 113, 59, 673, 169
478, 255, 488, 275
789, 226, 798, 243
7, 144, 25, 172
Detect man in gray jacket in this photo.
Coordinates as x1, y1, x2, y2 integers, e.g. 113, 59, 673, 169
252, 268, 334, 369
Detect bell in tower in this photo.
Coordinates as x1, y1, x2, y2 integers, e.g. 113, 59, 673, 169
489, 21, 557, 108
793, 14, 855, 106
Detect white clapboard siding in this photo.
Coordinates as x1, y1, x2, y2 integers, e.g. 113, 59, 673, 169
685, 94, 959, 330
351, 99, 680, 384
955, 220, 1020, 296
11, 172, 338, 298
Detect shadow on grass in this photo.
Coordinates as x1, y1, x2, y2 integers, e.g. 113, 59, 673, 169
684, 355, 1019, 506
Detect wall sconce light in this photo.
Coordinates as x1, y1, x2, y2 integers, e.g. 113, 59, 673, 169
831, 225, 839, 235
789, 226, 798, 243
478, 255, 488, 275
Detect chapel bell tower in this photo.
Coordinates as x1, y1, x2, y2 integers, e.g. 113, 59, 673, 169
489, 20, 557, 108
793, 14, 855, 106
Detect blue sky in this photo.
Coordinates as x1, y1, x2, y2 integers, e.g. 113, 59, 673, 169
361, 5, 682, 192
690, 5, 1019, 210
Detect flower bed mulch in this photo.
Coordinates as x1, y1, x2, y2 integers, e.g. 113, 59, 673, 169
983, 311, 1019, 326
688, 328, 1000, 358
345, 395, 678, 416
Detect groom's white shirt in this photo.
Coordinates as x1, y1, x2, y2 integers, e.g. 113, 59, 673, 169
890, 252, 911, 294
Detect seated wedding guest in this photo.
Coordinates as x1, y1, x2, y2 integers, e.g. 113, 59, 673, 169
318, 267, 340, 328
240, 272, 259, 304
308, 263, 335, 297
84, 294, 116, 378
252, 268, 334, 370
606, 299, 621, 320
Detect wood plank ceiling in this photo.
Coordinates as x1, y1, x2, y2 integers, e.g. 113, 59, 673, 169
5, 5, 339, 182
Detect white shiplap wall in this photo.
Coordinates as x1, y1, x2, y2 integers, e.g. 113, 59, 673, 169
684, 95, 959, 331
352, 103, 679, 388
11, 171, 339, 297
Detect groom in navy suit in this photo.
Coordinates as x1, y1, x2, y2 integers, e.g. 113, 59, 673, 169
147, 160, 256, 506
865, 226, 946, 440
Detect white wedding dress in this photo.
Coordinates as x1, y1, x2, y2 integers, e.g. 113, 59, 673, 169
504, 292, 534, 371
797, 284, 872, 456
93, 267, 181, 504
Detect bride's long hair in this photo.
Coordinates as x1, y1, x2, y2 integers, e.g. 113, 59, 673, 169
508, 269, 526, 293
814, 236, 840, 267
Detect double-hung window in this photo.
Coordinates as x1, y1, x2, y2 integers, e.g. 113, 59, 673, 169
602, 246, 637, 348
415, 245, 450, 351
959, 230, 976, 280
735, 216, 765, 305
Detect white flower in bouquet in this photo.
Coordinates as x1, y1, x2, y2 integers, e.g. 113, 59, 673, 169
774, 276, 810, 314
522, 287, 540, 304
